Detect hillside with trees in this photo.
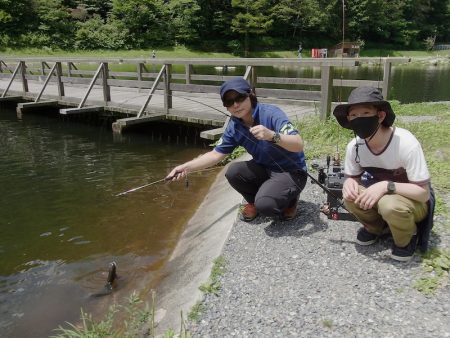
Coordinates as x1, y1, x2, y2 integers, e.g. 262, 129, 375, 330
1, 0, 449, 54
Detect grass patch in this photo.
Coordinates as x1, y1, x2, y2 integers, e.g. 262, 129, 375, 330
52, 292, 153, 338
297, 116, 353, 160
188, 256, 226, 323
414, 248, 450, 295
187, 302, 205, 322
199, 256, 226, 296
391, 101, 450, 117
322, 319, 334, 329
2, 46, 450, 59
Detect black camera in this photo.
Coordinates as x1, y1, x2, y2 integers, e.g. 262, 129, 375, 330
312, 153, 356, 221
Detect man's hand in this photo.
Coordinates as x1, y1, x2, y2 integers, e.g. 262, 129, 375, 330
354, 181, 387, 210
342, 177, 359, 202
249, 125, 275, 141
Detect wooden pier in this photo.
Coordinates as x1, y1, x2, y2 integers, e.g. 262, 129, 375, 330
0, 57, 409, 140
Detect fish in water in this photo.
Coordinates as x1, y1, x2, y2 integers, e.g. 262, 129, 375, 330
90, 262, 117, 298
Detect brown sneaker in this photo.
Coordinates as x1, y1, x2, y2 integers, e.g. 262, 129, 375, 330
239, 203, 258, 222
281, 204, 297, 221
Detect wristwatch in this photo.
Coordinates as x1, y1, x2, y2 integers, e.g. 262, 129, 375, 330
387, 181, 396, 194
271, 132, 281, 144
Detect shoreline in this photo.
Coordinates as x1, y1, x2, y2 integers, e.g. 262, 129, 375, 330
152, 161, 242, 333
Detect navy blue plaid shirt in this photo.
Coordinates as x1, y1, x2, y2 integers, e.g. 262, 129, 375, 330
214, 103, 307, 172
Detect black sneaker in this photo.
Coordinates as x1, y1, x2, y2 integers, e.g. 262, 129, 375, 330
356, 227, 378, 245
391, 235, 417, 262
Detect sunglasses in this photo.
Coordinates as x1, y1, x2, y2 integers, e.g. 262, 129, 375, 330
222, 93, 249, 108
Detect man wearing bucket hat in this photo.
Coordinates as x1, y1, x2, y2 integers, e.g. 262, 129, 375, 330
333, 86, 431, 262
167, 77, 307, 222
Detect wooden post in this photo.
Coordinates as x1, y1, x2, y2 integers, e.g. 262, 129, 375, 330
320, 65, 334, 120
68, 62, 72, 78
137, 63, 143, 91
41, 61, 46, 76
382, 59, 392, 99
20, 61, 28, 93
251, 67, 257, 89
164, 64, 172, 112
102, 62, 111, 103
56, 62, 65, 98
185, 64, 192, 84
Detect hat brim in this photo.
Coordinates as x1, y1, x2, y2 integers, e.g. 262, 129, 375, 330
333, 101, 395, 129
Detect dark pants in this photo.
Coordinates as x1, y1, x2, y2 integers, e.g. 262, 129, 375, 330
225, 160, 307, 218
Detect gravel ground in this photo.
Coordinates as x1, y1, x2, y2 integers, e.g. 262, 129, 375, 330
188, 180, 450, 338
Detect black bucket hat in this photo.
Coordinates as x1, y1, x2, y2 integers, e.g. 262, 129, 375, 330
333, 87, 395, 129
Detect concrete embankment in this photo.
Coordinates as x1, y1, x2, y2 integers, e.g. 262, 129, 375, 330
153, 161, 241, 333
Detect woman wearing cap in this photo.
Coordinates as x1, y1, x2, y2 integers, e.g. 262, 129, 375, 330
333, 86, 431, 262
167, 77, 307, 222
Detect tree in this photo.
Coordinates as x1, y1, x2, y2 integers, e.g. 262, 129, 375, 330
196, 0, 234, 42
167, 0, 202, 45
75, 15, 128, 49
0, 0, 36, 44
270, 0, 327, 40
231, 0, 273, 56
111, 0, 171, 48
30, 0, 75, 48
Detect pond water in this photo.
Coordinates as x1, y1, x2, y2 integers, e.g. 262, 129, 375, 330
192, 62, 450, 103
0, 107, 217, 337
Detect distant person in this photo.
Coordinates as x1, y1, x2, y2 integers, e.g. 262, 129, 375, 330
152, 50, 156, 58
333, 87, 431, 262
297, 44, 303, 58
166, 78, 308, 222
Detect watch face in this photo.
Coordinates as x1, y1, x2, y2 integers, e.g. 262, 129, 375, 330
272, 132, 281, 143
388, 181, 395, 193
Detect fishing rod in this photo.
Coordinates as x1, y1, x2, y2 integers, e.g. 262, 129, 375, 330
115, 166, 222, 196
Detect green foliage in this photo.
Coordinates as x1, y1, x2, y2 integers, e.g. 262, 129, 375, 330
51, 292, 151, 338
188, 302, 204, 322
396, 118, 450, 193
1, 0, 450, 51
414, 248, 450, 295
167, 0, 202, 45
111, 0, 171, 48
322, 318, 334, 329
199, 256, 226, 296
295, 116, 353, 161
390, 101, 450, 117
75, 16, 129, 50
190, 257, 226, 321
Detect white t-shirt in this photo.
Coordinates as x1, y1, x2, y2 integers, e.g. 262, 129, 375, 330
344, 127, 430, 185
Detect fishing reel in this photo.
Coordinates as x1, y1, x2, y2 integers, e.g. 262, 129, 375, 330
311, 153, 356, 221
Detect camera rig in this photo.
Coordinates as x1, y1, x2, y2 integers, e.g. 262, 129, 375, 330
311, 153, 356, 221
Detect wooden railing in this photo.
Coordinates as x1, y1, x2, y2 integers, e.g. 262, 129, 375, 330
0, 57, 410, 119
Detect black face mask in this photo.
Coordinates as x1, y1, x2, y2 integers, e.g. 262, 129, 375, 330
349, 116, 380, 139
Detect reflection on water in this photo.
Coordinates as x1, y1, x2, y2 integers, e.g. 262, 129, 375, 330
202, 62, 450, 103
0, 107, 218, 337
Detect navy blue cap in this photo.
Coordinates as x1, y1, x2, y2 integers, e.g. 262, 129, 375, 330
220, 77, 251, 100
